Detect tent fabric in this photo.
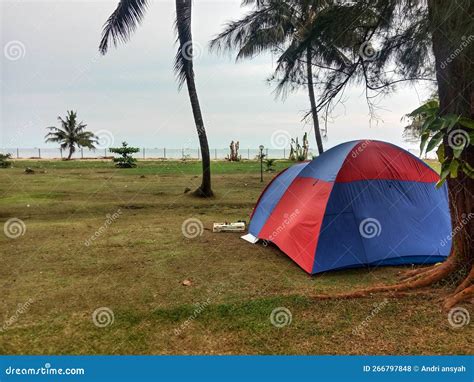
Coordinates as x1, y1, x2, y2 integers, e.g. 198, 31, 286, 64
246, 140, 452, 274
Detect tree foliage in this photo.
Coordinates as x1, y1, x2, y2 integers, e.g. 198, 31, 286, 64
44, 111, 97, 160
109, 141, 140, 168
0, 153, 12, 168
406, 100, 474, 186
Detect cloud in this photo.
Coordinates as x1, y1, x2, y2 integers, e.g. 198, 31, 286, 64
1, 0, 431, 151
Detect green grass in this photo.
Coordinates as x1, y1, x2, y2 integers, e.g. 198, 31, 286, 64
0, 159, 470, 355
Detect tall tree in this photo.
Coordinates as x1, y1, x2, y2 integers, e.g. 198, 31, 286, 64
45, 111, 97, 160
210, 0, 354, 154
304, 0, 473, 307
425, 0, 473, 308
99, 0, 213, 197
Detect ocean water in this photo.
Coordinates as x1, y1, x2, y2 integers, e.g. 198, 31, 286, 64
0, 147, 291, 160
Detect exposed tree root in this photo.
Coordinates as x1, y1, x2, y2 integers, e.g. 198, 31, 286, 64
443, 267, 474, 309
398, 264, 438, 280
312, 253, 474, 310
444, 285, 474, 310
453, 266, 474, 295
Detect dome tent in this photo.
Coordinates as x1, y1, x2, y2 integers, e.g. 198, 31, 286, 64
242, 140, 452, 274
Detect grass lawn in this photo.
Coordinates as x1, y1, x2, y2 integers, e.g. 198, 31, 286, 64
0, 159, 470, 355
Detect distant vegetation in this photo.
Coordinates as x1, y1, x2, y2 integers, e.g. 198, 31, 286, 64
45, 110, 97, 160
109, 142, 140, 168
0, 153, 12, 168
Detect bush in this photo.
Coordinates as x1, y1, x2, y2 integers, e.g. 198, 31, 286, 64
264, 158, 276, 172
109, 142, 140, 168
0, 153, 12, 168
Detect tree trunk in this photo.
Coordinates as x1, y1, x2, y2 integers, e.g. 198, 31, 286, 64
67, 146, 74, 160
186, 73, 213, 197
306, 48, 324, 155
428, 0, 474, 308
175, 0, 213, 197
310, 1, 473, 308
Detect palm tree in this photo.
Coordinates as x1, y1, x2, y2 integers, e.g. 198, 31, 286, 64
99, 0, 213, 197
45, 111, 97, 160
210, 0, 351, 155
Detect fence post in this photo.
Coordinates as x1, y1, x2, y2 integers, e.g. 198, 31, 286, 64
198, 148, 200, 159
182, 148, 184, 158
38, 148, 41, 158
164, 148, 166, 159
143, 148, 145, 159
215, 148, 217, 160
247, 148, 250, 159
60, 148, 63, 159
81, 148, 84, 159
266, 148, 268, 158
104, 148, 107, 157
16, 148, 19, 159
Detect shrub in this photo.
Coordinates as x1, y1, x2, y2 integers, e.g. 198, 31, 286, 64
0, 153, 12, 168
109, 142, 140, 168
264, 158, 276, 172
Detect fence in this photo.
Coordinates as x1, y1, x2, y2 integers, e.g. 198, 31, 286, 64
1, 147, 433, 160
0, 147, 294, 160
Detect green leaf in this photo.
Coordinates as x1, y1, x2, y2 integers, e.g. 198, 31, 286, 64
462, 161, 474, 179
407, 100, 439, 117
419, 131, 430, 154
439, 160, 451, 181
436, 178, 447, 188
427, 118, 444, 132
458, 117, 474, 130
453, 147, 463, 159
426, 131, 444, 152
436, 144, 445, 163
449, 159, 459, 178
443, 114, 461, 132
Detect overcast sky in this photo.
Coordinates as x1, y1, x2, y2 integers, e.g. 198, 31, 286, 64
1, 0, 433, 152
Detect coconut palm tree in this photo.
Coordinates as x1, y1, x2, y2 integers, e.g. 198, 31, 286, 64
210, 0, 356, 155
99, 0, 213, 197
45, 111, 97, 160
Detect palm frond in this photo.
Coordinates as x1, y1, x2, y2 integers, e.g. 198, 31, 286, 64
99, 0, 148, 54
44, 111, 97, 152
209, 3, 295, 59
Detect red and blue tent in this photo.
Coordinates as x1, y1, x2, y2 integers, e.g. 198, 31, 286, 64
243, 140, 452, 274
